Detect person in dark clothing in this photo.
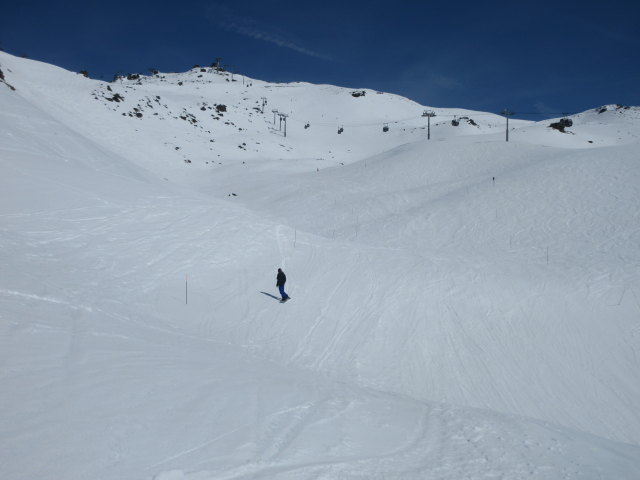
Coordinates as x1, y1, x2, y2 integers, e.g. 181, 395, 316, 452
276, 268, 289, 302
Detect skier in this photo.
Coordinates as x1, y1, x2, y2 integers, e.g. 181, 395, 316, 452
276, 268, 290, 302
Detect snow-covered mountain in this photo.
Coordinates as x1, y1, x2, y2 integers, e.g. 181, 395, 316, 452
1, 51, 639, 479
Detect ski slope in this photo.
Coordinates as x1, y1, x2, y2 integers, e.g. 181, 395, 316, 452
1, 51, 640, 479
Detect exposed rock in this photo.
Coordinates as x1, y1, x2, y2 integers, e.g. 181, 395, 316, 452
0, 67, 16, 90
549, 118, 573, 133
105, 93, 125, 103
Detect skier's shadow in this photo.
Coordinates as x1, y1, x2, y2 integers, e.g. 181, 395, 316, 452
260, 291, 281, 301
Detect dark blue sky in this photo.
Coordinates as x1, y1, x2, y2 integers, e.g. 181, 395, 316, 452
2, 0, 639, 119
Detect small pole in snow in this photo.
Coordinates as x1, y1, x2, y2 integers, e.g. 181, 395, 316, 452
186, 274, 188, 305
272, 109, 278, 124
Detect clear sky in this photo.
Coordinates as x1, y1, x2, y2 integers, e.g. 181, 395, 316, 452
2, 0, 639, 119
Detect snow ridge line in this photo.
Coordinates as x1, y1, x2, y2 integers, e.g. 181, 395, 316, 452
0, 288, 93, 312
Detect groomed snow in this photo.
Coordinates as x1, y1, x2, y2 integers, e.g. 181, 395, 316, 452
1, 51, 639, 479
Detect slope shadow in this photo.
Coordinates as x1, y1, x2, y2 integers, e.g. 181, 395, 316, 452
260, 291, 281, 301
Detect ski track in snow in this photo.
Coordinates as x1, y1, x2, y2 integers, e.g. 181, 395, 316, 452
0, 288, 93, 312
1, 51, 640, 480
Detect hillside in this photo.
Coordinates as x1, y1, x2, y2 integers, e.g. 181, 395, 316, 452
1, 51, 639, 479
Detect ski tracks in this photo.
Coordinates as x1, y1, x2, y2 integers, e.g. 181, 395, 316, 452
289, 250, 370, 370
199, 398, 444, 480
275, 224, 290, 269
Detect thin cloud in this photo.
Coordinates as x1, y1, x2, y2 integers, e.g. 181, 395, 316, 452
391, 62, 465, 106
575, 17, 640, 47
533, 102, 562, 115
222, 22, 333, 61
204, 3, 332, 61
425, 73, 463, 90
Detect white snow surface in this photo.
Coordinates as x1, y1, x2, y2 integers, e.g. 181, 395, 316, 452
1, 51, 640, 479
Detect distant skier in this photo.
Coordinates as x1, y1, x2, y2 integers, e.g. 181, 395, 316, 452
276, 268, 290, 302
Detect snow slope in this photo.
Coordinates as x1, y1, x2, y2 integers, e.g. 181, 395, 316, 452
1, 51, 640, 479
